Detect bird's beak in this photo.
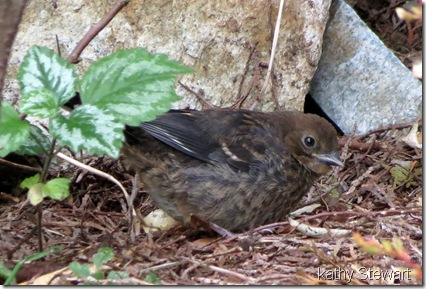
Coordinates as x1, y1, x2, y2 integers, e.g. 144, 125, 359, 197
314, 152, 343, 167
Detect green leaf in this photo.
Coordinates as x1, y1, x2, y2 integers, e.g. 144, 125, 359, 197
390, 166, 415, 188
50, 105, 124, 157
143, 270, 161, 285
27, 183, 45, 205
4, 245, 62, 285
0, 261, 13, 281
108, 271, 129, 280
93, 247, 114, 268
17, 46, 78, 107
80, 48, 192, 125
19, 89, 60, 118
390, 166, 408, 187
69, 262, 91, 278
0, 101, 30, 157
43, 178, 70, 200
91, 271, 105, 280
20, 173, 41, 189
15, 124, 51, 156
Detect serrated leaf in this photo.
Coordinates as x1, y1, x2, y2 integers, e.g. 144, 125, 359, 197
0, 102, 30, 157
27, 183, 45, 205
20, 173, 41, 189
17, 45, 78, 107
43, 178, 70, 200
80, 48, 192, 125
15, 124, 51, 156
19, 89, 60, 118
69, 262, 91, 278
50, 105, 124, 157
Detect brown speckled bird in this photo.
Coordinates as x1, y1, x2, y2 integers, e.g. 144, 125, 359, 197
121, 108, 342, 232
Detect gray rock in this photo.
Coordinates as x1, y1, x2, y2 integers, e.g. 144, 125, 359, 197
5, 0, 332, 112
310, 0, 422, 135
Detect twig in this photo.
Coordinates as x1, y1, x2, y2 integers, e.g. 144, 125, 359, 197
344, 164, 381, 196
56, 152, 135, 217
67, 0, 130, 63
205, 264, 255, 282
260, 0, 285, 93
288, 217, 351, 238
338, 137, 384, 151
300, 207, 422, 221
178, 81, 214, 109
0, 158, 41, 173
139, 261, 184, 273
231, 45, 257, 109
354, 121, 417, 140
187, 258, 255, 283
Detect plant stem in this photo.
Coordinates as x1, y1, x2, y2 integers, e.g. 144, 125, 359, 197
36, 204, 43, 252
40, 139, 57, 182
36, 138, 58, 252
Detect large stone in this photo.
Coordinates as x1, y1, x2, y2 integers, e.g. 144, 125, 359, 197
310, 0, 422, 135
5, 0, 331, 112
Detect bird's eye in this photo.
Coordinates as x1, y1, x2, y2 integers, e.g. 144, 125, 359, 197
304, 136, 316, 147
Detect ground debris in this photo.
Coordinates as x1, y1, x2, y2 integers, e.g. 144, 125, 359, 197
0, 118, 421, 285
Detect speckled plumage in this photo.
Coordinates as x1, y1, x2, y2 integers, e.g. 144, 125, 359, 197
121, 108, 342, 232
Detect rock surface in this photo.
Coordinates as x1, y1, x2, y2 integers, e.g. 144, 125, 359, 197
310, 0, 422, 135
5, 0, 332, 112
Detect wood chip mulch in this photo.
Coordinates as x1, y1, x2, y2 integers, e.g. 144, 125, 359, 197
0, 120, 422, 285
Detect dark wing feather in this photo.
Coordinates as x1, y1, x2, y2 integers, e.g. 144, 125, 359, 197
139, 110, 219, 164
129, 109, 284, 172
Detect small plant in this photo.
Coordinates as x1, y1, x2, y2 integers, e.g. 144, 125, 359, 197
69, 247, 114, 281
353, 232, 422, 281
1, 245, 62, 285
0, 45, 192, 249
142, 270, 162, 285
69, 247, 133, 285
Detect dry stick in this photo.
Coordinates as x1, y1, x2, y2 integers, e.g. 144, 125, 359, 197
205, 264, 255, 283
354, 121, 416, 140
67, 0, 130, 63
56, 152, 136, 217
260, 0, 285, 93
300, 207, 422, 222
0, 0, 27, 104
231, 45, 257, 109
0, 158, 41, 173
178, 81, 214, 109
186, 258, 255, 283
338, 137, 384, 151
247, 205, 422, 233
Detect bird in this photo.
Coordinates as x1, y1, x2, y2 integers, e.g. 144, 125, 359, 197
121, 108, 343, 232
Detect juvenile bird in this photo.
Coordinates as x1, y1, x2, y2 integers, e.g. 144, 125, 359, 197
121, 108, 342, 232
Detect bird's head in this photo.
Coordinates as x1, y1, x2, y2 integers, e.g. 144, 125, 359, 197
282, 113, 343, 175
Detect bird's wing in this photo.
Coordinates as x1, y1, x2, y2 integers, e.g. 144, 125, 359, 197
139, 109, 283, 172
139, 110, 217, 164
